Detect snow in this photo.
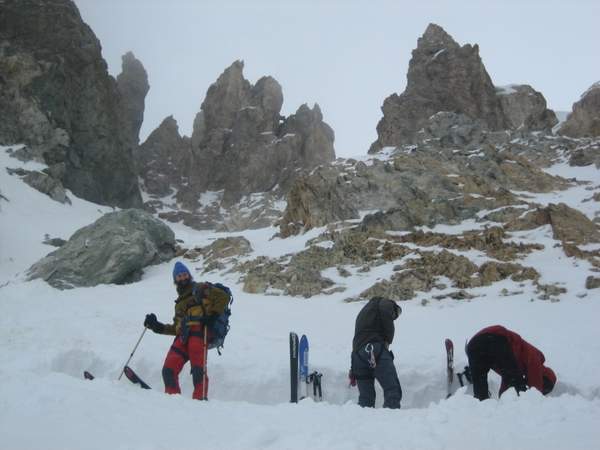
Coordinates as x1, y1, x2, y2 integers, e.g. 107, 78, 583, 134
1, 145, 600, 449
431, 48, 446, 60
495, 84, 519, 95
199, 190, 222, 206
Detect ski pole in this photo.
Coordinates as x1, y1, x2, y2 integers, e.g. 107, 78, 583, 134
202, 324, 208, 400
118, 327, 147, 380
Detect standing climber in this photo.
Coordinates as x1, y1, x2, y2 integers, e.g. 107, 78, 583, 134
349, 296, 403, 409
143, 261, 230, 400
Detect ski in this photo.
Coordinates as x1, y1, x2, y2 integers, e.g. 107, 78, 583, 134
445, 338, 454, 398
299, 334, 309, 399
289, 332, 299, 403
123, 365, 151, 389
83, 371, 95, 380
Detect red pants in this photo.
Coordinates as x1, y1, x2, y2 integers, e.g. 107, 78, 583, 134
162, 330, 208, 400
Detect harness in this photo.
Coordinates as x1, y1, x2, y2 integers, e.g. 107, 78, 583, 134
352, 299, 388, 380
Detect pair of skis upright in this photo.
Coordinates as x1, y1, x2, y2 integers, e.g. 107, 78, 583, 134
290, 332, 322, 403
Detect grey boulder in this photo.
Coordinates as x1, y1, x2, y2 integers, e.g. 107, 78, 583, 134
27, 209, 176, 289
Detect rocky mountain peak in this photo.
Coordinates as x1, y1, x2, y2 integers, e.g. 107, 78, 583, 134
419, 23, 460, 50
139, 61, 335, 228
200, 60, 253, 131
136, 114, 190, 198
151, 115, 181, 138
369, 24, 505, 152
369, 24, 558, 153
251, 76, 284, 122
116, 51, 149, 144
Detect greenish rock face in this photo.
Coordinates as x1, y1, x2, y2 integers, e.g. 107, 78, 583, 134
27, 209, 176, 289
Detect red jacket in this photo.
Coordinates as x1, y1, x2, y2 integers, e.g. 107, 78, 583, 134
473, 325, 550, 395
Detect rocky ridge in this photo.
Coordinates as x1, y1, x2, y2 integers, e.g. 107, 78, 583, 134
137, 61, 335, 230
280, 113, 577, 238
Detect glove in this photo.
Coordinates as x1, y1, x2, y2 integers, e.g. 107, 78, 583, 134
348, 369, 357, 387
144, 313, 164, 333
144, 313, 157, 328
509, 375, 527, 394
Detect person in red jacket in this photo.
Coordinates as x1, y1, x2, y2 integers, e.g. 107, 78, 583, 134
466, 325, 557, 400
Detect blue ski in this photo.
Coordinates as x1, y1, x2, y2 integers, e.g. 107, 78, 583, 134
299, 335, 309, 399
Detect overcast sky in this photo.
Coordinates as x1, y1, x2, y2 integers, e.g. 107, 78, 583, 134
74, 0, 599, 158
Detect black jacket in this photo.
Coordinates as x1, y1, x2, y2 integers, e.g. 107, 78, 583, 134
352, 298, 397, 352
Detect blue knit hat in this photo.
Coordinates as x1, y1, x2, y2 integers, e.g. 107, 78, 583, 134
172, 261, 191, 281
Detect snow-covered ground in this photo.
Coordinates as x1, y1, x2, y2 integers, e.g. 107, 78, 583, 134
1, 145, 600, 450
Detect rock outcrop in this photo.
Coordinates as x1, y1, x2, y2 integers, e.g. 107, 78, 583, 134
116, 52, 149, 145
506, 203, 600, 245
27, 209, 176, 289
369, 24, 507, 151
229, 222, 545, 298
0, 0, 143, 208
560, 82, 600, 137
183, 236, 253, 273
138, 60, 335, 228
6, 167, 70, 204
496, 84, 558, 131
280, 137, 566, 237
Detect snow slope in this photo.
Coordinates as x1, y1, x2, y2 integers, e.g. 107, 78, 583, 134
1, 145, 600, 450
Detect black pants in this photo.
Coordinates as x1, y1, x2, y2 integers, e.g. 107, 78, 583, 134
466, 333, 522, 400
351, 342, 402, 409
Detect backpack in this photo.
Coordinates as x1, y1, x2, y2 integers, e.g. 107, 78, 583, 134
192, 282, 234, 353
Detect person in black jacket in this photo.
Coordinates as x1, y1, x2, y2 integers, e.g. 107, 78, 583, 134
350, 297, 403, 408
